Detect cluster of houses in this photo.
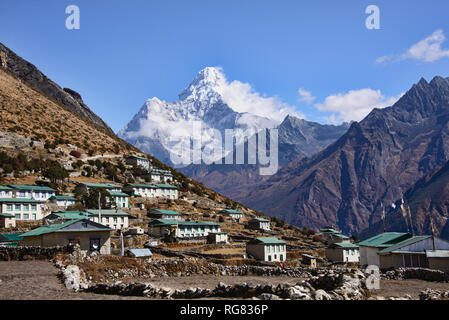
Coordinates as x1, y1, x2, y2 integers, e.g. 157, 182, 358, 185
321, 226, 449, 273
125, 155, 173, 183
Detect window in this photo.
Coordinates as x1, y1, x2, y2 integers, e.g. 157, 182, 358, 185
23, 214, 29, 220
280, 254, 284, 262
268, 255, 272, 262
15, 213, 21, 220
32, 214, 36, 220
89, 238, 101, 252
14, 204, 21, 211
23, 204, 29, 211
31, 205, 37, 211
6, 204, 13, 211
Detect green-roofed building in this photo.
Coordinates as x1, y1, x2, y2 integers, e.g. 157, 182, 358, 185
148, 218, 221, 239
123, 183, 178, 200
126, 155, 150, 170
246, 237, 287, 262
358, 232, 413, 267
220, 209, 244, 220
20, 219, 111, 254
107, 191, 129, 209
0, 198, 46, 221
325, 242, 360, 263
75, 182, 122, 196
85, 209, 131, 230
248, 217, 271, 231
0, 233, 22, 247
149, 209, 183, 220
8, 184, 56, 200
376, 235, 449, 270
44, 211, 92, 223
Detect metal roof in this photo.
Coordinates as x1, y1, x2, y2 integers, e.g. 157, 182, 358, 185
378, 236, 432, 254
330, 242, 359, 249
127, 248, 153, 257
8, 185, 56, 192
47, 211, 91, 220
0, 213, 15, 217
250, 237, 286, 245
358, 232, 412, 248
149, 219, 220, 226
86, 209, 130, 216
0, 233, 23, 241
250, 217, 269, 222
151, 209, 181, 215
0, 186, 13, 191
21, 219, 110, 237
81, 183, 121, 189
221, 209, 243, 214
108, 191, 130, 197
49, 195, 77, 201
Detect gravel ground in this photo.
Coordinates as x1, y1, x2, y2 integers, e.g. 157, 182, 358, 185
2, 261, 449, 300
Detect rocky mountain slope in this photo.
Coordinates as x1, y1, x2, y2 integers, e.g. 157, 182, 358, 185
181, 115, 349, 197
234, 76, 449, 235
361, 159, 449, 239
0, 43, 113, 134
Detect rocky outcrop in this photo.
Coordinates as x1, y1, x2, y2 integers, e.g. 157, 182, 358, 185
0, 42, 113, 134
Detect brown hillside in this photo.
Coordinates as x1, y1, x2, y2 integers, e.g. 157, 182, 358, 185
0, 69, 136, 156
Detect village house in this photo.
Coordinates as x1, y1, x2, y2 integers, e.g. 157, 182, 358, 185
49, 195, 77, 209
319, 226, 351, 244
0, 198, 47, 221
358, 232, 414, 267
220, 209, 244, 220
207, 232, 229, 244
20, 219, 111, 254
148, 209, 183, 220
325, 242, 360, 263
107, 191, 129, 209
125, 155, 150, 170
8, 185, 56, 200
85, 209, 131, 230
148, 219, 221, 239
150, 169, 174, 183
124, 183, 179, 200
74, 183, 129, 208
246, 237, 287, 262
377, 235, 449, 270
0, 213, 15, 228
248, 217, 271, 231
302, 254, 317, 267
0, 186, 14, 198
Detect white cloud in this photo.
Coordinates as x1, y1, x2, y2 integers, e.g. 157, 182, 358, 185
376, 29, 449, 64
297, 88, 316, 104
315, 88, 403, 124
214, 68, 304, 122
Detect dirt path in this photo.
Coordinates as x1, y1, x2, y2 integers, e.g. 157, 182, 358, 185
0, 261, 147, 300
372, 279, 449, 299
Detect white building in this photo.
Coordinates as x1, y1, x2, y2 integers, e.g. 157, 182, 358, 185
150, 169, 174, 183
248, 218, 271, 231
125, 183, 178, 200
207, 232, 228, 244
325, 242, 360, 263
49, 195, 77, 209
148, 209, 183, 220
358, 232, 413, 267
107, 191, 129, 209
246, 237, 287, 262
85, 209, 131, 230
220, 209, 244, 220
0, 198, 46, 221
126, 155, 150, 170
148, 219, 221, 238
0, 186, 14, 198
8, 185, 56, 200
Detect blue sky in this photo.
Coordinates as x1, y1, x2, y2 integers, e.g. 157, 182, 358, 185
1, 0, 449, 131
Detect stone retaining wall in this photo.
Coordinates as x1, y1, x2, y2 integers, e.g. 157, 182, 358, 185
0, 245, 73, 261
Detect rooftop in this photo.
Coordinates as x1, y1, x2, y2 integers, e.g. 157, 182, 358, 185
49, 195, 77, 201
250, 237, 286, 245
221, 209, 243, 214
330, 242, 359, 249
86, 209, 130, 216
151, 209, 181, 216
8, 185, 56, 192
358, 232, 413, 248
21, 219, 110, 237
81, 183, 121, 189
0, 198, 46, 203
378, 236, 431, 254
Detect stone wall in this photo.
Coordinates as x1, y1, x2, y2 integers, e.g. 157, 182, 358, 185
0, 245, 73, 261
383, 268, 449, 282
